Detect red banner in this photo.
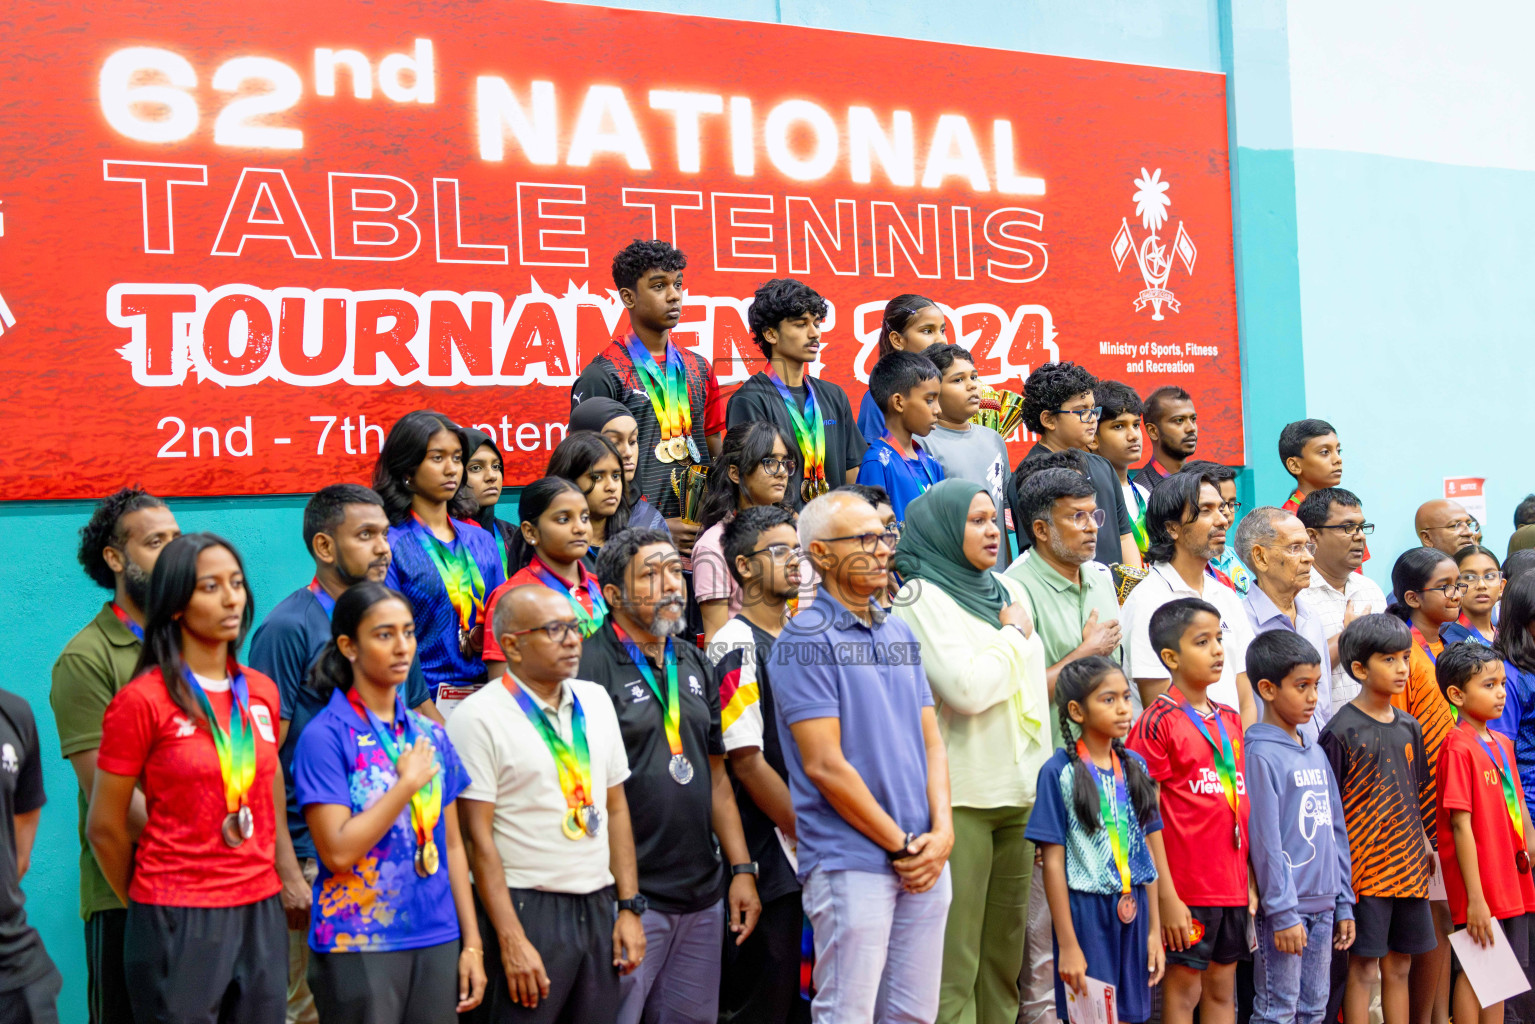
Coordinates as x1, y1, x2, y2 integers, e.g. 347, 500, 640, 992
0, 0, 1240, 499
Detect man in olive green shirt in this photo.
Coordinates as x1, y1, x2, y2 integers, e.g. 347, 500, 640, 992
50, 489, 179, 1024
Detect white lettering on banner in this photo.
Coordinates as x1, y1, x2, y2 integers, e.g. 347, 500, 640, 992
1186, 766, 1246, 797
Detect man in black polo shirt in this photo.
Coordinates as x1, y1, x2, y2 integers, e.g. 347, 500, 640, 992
0, 686, 61, 1022
246, 483, 440, 1022
579, 528, 760, 1024
706, 505, 806, 1024
726, 278, 865, 508
1017, 361, 1137, 567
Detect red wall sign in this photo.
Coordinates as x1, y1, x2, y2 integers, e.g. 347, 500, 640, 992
0, 0, 1241, 499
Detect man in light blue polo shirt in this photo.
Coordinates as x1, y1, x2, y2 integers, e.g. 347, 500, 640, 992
768, 490, 954, 1024
1233, 506, 1333, 738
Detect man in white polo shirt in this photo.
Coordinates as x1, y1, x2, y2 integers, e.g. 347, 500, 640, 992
1296, 487, 1388, 714
1121, 468, 1256, 724
448, 584, 647, 1023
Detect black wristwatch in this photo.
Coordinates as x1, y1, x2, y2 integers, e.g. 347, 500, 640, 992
731, 862, 759, 877
886, 832, 917, 861
617, 894, 648, 916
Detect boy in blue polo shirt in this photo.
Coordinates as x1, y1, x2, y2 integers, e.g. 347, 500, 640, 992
856, 350, 945, 522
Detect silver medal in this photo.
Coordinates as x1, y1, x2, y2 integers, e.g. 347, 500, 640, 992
668, 753, 694, 785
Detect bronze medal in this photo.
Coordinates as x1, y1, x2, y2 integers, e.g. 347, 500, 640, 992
1117, 893, 1138, 924
221, 807, 253, 848
415, 839, 440, 877
654, 441, 674, 464
668, 436, 689, 462
1519, 850, 1531, 874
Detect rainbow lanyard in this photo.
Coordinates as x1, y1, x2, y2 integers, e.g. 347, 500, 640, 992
346, 689, 442, 852
1168, 689, 1243, 848
409, 513, 486, 635
624, 336, 692, 442
307, 577, 336, 620
765, 368, 826, 488
612, 623, 683, 761
505, 678, 594, 814
1286, 488, 1304, 511
110, 602, 144, 641
185, 664, 257, 816
1473, 728, 1525, 848
1128, 486, 1149, 554
529, 559, 608, 638
1077, 740, 1132, 893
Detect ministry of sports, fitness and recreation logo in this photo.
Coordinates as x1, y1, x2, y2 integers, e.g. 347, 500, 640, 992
1111, 168, 1197, 321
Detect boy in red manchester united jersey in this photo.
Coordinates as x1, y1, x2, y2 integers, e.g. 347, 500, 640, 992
1128, 598, 1252, 1024
1434, 643, 1535, 1024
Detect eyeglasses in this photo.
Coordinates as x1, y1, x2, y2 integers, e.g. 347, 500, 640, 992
1218, 500, 1243, 518
1459, 570, 1504, 585
1430, 519, 1478, 533
1281, 541, 1318, 557
1420, 582, 1469, 597
748, 542, 804, 561
508, 619, 582, 643
1061, 508, 1107, 530
822, 529, 901, 553
1314, 522, 1375, 536
1051, 405, 1103, 423
758, 455, 796, 476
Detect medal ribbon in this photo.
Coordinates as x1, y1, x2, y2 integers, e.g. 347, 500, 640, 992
185, 663, 257, 815
765, 368, 826, 487
1168, 689, 1242, 845
410, 513, 487, 634
612, 623, 683, 759
346, 690, 442, 851
624, 336, 692, 441
503, 678, 594, 812
110, 602, 144, 641
1128, 486, 1149, 555
528, 558, 608, 638
307, 577, 337, 620
1077, 740, 1132, 894
1474, 729, 1525, 848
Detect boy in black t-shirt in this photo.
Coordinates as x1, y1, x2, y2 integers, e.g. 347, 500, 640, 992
0, 688, 61, 1022
727, 278, 865, 509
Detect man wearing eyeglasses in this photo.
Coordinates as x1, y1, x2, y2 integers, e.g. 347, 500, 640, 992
1295, 489, 1388, 714
1018, 361, 1139, 568
769, 491, 954, 1023
1414, 498, 1479, 556
446, 584, 646, 1024
1233, 507, 1335, 736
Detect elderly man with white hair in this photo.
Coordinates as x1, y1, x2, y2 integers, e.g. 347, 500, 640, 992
1234, 506, 1333, 736
764, 491, 954, 1024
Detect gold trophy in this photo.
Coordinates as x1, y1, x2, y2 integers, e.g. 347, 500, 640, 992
672, 465, 709, 524
971, 385, 1026, 438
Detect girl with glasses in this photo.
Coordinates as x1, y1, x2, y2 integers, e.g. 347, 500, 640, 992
1442, 545, 1503, 648
694, 422, 800, 640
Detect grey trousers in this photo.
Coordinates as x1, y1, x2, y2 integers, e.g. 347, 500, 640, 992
617, 900, 725, 1024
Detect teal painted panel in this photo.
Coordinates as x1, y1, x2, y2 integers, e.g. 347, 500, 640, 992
1292, 148, 1535, 588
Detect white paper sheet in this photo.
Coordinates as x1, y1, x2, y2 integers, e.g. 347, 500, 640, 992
1449, 919, 1532, 1007
1065, 976, 1119, 1024
1427, 852, 1447, 902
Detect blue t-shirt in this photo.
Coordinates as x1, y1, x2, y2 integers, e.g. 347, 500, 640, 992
248, 586, 431, 860
768, 588, 934, 880
856, 389, 885, 445
1489, 660, 1535, 819
856, 437, 945, 523
1026, 748, 1162, 895
292, 688, 470, 953
385, 518, 506, 695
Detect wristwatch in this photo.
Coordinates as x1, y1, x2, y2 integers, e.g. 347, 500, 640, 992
617, 894, 649, 916
886, 832, 917, 861
730, 862, 759, 877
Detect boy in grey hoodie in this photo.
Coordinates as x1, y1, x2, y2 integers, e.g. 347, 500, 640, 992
1245, 631, 1356, 1024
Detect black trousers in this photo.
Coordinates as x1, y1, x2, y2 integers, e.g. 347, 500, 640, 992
124, 896, 286, 1024
309, 940, 460, 1024
720, 890, 809, 1024
86, 909, 133, 1024
465, 886, 619, 1024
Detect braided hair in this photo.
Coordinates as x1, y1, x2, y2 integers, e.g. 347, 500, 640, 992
1055, 656, 1158, 830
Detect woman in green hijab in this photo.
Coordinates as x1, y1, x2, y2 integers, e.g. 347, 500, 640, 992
892, 478, 1051, 1024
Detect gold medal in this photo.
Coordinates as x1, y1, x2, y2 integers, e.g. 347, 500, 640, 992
562, 808, 585, 841
668, 436, 689, 461
801, 479, 815, 504
654, 440, 674, 464
414, 839, 440, 877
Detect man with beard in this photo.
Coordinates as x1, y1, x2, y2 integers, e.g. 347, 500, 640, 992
1121, 469, 1257, 725
706, 505, 807, 1024
51, 487, 181, 1023
247, 483, 441, 1024
580, 528, 760, 1024
1132, 385, 1198, 494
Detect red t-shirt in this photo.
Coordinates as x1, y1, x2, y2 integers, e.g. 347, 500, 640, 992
1127, 693, 1251, 906
1435, 726, 1535, 924
97, 666, 283, 907
482, 559, 602, 662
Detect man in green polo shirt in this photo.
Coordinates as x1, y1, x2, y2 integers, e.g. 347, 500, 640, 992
50, 488, 180, 1024
1004, 467, 1124, 747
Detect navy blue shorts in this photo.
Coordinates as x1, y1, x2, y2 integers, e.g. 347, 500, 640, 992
1053, 889, 1153, 1023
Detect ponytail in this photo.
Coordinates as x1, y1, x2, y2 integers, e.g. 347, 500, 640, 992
1056, 655, 1160, 830
1390, 547, 1454, 622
